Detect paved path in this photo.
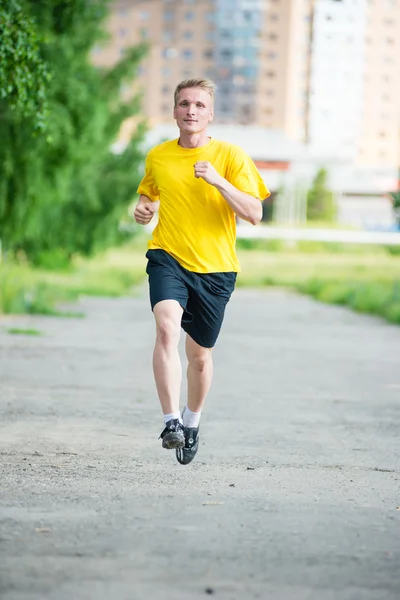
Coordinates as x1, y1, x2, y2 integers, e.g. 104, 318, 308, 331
1, 289, 399, 600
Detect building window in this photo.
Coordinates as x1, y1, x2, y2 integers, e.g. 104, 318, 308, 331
162, 67, 171, 77
140, 28, 148, 40
221, 49, 233, 59
204, 49, 213, 59
162, 85, 170, 94
164, 11, 173, 21
139, 11, 149, 20
183, 49, 194, 60
269, 33, 278, 41
268, 52, 277, 59
266, 70, 276, 78
270, 13, 279, 20
185, 11, 194, 21
162, 104, 170, 113
183, 30, 193, 39
243, 66, 257, 78
163, 48, 178, 59
119, 29, 127, 37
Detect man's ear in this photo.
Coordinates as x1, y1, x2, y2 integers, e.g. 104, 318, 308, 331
209, 109, 214, 123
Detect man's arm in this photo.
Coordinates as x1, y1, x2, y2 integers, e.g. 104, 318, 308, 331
194, 162, 263, 225
133, 194, 159, 225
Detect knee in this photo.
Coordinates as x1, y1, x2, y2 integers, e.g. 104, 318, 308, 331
156, 319, 180, 348
188, 350, 211, 373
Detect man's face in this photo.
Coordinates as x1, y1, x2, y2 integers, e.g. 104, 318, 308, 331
173, 87, 214, 134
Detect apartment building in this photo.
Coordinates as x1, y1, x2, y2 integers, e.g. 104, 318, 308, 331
92, 0, 217, 127
92, 0, 400, 171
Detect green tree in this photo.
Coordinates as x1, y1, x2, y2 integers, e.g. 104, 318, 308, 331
0, 0, 147, 265
306, 167, 337, 222
389, 191, 400, 228
0, 0, 50, 128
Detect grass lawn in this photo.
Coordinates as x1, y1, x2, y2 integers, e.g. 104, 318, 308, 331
237, 245, 400, 324
1, 235, 399, 324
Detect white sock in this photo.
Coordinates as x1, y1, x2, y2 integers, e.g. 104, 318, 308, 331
163, 412, 182, 425
182, 406, 201, 428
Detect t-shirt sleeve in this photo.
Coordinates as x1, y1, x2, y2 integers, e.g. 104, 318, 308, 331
226, 146, 271, 200
137, 153, 160, 201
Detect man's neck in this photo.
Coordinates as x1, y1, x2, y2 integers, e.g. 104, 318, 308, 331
178, 131, 210, 149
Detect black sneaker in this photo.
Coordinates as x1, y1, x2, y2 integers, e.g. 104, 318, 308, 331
176, 426, 200, 465
159, 419, 185, 449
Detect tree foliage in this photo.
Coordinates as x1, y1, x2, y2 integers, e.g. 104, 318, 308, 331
389, 190, 400, 228
0, 0, 50, 127
306, 168, 337, 222
0, 0, 147, 265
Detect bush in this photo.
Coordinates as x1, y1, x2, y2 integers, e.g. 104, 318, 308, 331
298, 278, 400, 324
307, 168, 337, 222
388, 191, 400, 228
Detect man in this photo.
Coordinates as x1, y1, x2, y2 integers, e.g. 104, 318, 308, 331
133, 78, 269, 465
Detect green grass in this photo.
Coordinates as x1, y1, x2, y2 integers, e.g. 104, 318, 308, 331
1, 234, 400, 325
237, 247, 400, 324
0, 238, 148, 316
7, 328, 42, 336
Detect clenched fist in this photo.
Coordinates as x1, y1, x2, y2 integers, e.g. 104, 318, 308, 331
133, 201, 157, 225
194, 161, 222, 187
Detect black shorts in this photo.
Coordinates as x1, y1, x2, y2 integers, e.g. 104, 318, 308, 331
145, 249, 237, 348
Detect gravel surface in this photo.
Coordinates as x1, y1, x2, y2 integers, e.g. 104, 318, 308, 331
1, 288, 399, 600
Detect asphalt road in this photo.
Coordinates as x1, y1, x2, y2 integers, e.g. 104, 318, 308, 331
1, 288, 399, 600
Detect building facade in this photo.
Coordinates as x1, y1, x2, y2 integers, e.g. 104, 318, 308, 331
92, 0, 400, 173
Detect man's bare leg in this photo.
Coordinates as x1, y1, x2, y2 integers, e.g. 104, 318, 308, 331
153, 300, 183, 416
185, 334, 213, 419
175, 334, 212, 464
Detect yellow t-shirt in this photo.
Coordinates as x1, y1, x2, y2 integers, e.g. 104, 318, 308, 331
137, 137, 270, 273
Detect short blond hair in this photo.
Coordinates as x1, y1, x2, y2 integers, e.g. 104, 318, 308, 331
174, 78, 217, 107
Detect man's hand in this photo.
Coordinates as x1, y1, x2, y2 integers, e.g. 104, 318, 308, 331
194, 161, 223, 187
133, 201, 157, 225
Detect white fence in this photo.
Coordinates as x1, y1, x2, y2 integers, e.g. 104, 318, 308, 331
237, 225, 400, 245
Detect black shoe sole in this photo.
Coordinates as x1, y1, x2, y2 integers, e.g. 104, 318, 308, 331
176, 438, 199, 465
162, 431, 185, 449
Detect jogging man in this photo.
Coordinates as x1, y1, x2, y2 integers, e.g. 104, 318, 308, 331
133, 79, 269, 465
